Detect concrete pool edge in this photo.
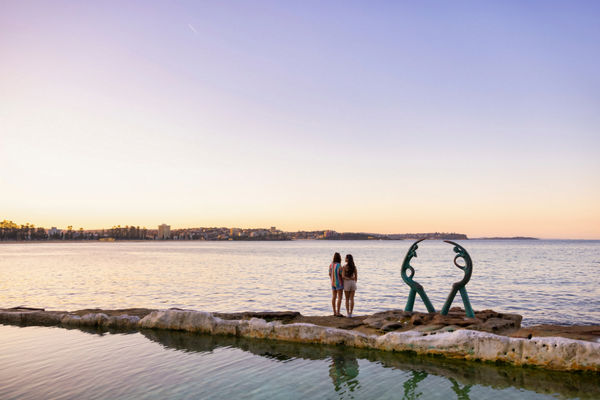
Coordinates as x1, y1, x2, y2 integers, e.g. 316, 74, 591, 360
1, 308, 599, 373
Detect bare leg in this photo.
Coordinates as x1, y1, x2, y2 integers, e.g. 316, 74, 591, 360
344, 291, 351, 315
331, 290, 338, 315
349, 291, 355, 315
336, 289, 343, 316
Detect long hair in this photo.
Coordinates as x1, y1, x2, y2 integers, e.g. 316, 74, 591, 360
345, 254, 356, 276
333, 252, 341, 264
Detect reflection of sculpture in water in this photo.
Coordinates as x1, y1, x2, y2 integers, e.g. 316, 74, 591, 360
328, 355, 360, 394
134, 329, 600, 400
449, 377, 472, 400
401, 371, 472, 400
401, 370, 428, 399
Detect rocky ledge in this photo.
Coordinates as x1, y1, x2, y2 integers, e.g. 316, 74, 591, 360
362, 308, 523, 336
1, 307, 599, 373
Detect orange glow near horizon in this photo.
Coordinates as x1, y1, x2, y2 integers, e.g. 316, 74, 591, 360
4, 198, 599, 240
1, 3, 599, 240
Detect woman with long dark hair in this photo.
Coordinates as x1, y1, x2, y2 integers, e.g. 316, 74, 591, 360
342, 254, 358, 318
328, 252, 344, 317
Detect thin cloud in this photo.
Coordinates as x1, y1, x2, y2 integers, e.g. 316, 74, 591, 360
188, 24, 199, 35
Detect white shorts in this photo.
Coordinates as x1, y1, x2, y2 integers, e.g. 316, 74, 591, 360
344, 280, 357, 291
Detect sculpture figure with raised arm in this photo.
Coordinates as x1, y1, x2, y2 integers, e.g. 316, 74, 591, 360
400, 239, 436, 313
400, 239, 475, 318
440, 240, 474, 318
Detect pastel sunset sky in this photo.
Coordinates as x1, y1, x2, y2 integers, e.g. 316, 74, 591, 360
1, 1, 599, 238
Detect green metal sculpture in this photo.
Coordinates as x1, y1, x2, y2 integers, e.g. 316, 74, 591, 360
401, 239, 475, 318
440, 240, 474, 318
400, 238, 436, 313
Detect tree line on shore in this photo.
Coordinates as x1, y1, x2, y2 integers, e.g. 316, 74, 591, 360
0, 220, 149, 241
0, 220, 48, 241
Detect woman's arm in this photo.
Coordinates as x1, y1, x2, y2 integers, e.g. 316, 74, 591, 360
354, 268, 358, 282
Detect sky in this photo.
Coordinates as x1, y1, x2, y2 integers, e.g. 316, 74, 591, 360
1, 1, 599, 239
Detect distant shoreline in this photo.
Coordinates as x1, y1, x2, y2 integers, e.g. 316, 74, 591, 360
3, 238, 600, 244
470, 237, 539, 240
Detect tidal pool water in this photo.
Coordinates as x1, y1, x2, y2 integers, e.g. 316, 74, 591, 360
1, 240, 599, 325
1, 324, 599, 400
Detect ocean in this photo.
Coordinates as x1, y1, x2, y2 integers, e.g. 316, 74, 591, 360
1, 239, 599, 325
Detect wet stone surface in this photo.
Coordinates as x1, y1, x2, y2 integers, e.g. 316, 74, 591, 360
363, 307, 523, 336
1, 306, 598, 344
2, 306, 600, 372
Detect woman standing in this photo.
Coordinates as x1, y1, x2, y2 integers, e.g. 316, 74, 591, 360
329, 253, 344, 317
342, 254, 358, 318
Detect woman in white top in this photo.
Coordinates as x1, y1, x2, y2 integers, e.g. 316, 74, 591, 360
342, 254, 358, 318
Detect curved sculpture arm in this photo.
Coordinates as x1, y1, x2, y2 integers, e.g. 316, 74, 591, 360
441, 240, 475, 317
401, 239, 435, 313
401, 239, 425, 289
443, 241, 473, 288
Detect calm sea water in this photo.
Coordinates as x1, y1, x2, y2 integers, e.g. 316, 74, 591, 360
1, 325, 599, 400
1, 240, 599, 325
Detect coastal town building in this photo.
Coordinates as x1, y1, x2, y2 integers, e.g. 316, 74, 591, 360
158, 224, 171, 240
48, 227, 61, 237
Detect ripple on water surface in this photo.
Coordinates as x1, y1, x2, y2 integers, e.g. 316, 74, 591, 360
0, 240, 599, 325
1, 325, 599, 400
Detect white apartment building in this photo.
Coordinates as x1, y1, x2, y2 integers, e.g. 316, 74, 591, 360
158, 224, 171, 240
48, 227, 61, 237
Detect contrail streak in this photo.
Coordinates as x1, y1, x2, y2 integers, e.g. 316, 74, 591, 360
188, 24, 199, 35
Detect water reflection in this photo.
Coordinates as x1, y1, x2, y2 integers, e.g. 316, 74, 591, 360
449, 378, 472, 400
329, 356, 359, 394
402, 370, 427, 399
2, 323, 600, 399
136, 328, 600, 400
